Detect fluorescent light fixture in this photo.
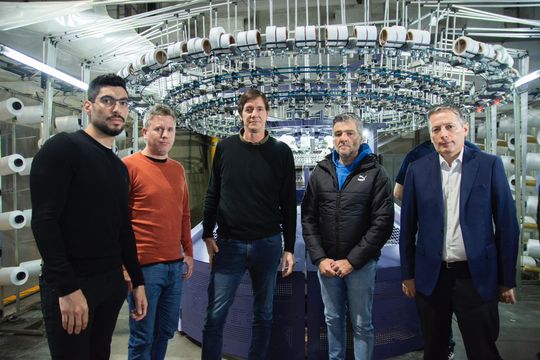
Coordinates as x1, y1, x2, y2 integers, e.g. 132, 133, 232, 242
0, 44, 88, 91
515, 69, 540, 89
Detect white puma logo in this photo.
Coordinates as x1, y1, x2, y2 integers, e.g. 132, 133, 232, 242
358, 175, 366, 182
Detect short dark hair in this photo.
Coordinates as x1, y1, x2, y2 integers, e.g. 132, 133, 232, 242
427, 105, 466, 125
237, 88, 269, 114
87, 74, 127, 101
333, 113, 362, 133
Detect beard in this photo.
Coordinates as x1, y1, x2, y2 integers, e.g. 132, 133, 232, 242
92, 117, 124, 136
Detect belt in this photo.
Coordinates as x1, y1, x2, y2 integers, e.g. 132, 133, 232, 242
442, 260, 468, 269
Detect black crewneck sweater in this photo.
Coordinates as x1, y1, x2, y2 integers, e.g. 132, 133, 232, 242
30, 130, 143, 296
203, 133, 297, 252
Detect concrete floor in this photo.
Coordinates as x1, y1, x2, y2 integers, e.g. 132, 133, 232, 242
1, 281, 539, 360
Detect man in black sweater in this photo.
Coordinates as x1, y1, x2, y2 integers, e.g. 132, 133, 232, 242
201, 88, 296, 360
30, 74, 147, 359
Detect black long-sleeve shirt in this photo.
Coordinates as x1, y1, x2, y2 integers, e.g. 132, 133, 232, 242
30, 130, 143, 296
202, 133, 297, 252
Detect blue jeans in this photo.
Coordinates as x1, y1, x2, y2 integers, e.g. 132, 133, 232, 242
128, 261, 184, 360
318, 259, 377, 360
201, 234, 283, 360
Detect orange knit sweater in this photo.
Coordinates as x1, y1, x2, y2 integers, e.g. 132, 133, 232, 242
123, 152, 193, 265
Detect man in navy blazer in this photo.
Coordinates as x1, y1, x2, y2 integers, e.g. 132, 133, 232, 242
399, 105, 519, 359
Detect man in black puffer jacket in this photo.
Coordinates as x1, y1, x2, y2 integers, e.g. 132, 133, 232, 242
301, 113, 394, 360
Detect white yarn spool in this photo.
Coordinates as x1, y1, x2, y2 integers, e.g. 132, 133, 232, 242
220, 33, 235, 49
167, 41, 188, 60
55, 115, 81, 133
237, 30, 261, 51
143, 49, 168, 70
523, 255, 537, 267
0, 210, 26, 230
19, 259, 41, 277
0, 97, 24, 122
117, 64, 134, 79
325, 25, 349, 47
295, 26, 318, 48
526, 195, 538, 217
507, 135, 516, 151
453, 36, 480, 58
406, 29, 430, 49
0, 154, 26, 176
187, 37, 212, 58
217, 33, 234, 52
208, 27, 234, 54
265, 26, 288, 49
526, 153, 540, 171
527, 239, 540, 259
209, 27, 226, 49
18, 158, 33, 176
494, 45, 514, 67
132, 54, 147, 72
16, 105, 43, 125
353, 26, 378, 47
507, 134, 537, 152
478, 42, 497, 61
0, 266, 28, 286
379, 26, 407, 48
508, 174, 535, 192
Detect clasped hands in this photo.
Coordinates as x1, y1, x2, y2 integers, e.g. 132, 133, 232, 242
319, 258, 353, 278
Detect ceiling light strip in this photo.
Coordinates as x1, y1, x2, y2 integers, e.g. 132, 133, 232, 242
0, 44, 88, 91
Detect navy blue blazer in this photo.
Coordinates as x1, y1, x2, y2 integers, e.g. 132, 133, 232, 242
399, 147, 519, 302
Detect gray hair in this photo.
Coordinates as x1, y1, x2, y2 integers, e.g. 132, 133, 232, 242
143, 104, 176, 128
332, 113, 362, 133
427, 105, 466, 127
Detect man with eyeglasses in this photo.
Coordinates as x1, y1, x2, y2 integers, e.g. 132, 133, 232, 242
399, 104, 519, 359
31, 74, 147, 359
201, 88, 296, 360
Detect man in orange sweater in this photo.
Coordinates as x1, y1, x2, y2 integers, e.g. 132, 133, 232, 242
123, 104, 194, 360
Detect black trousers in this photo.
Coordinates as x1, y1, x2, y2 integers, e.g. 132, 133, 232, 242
415, 263, 502, 360
40, 268, 127, 360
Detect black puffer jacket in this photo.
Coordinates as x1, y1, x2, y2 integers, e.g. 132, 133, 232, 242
301, 153, 394, 269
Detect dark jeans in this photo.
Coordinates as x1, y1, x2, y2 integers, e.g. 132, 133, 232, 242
40, 268, 127, 360
201, 234, 283, 360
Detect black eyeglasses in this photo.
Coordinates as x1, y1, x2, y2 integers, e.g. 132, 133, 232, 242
93, 95, 129, 108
